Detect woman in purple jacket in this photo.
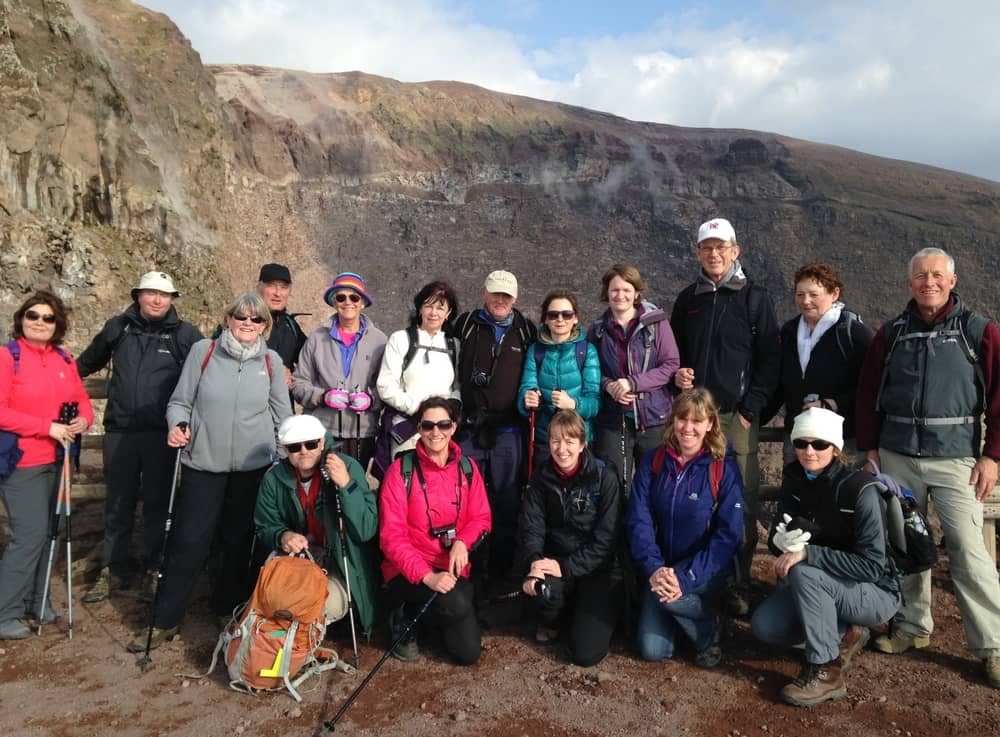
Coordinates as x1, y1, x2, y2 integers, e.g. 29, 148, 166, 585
626, 388, 743, 667
588, 264, 680, 490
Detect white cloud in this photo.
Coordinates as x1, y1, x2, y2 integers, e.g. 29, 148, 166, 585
142, 0, 1000, 181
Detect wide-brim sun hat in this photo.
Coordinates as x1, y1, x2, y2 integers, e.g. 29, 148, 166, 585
323, 272, 373, 308
131, 271, 180, 300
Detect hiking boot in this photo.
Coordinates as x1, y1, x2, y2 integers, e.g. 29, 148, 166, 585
535, 625, 560, 643
388, 607, 419, 662
0, 620, 31, 640
872, 628, 930, 654
82, 567, 124, 604
725, 589, 750, 618
985, 656, 1000, 689
126, 626, 179, 653
138, 570, 158, 603
780, 659, 847, 707
694, 644, 722, 668
839, 625, 870, 669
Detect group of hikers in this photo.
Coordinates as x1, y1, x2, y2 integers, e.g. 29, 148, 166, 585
1, 217, 999, 708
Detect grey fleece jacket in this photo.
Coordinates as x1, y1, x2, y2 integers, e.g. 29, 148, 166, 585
166, 337, 292, 472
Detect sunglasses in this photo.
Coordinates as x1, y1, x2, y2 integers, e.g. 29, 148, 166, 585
418, 419, 455, 432
285, 439, 321, 453
792, 438, 834, 451
24, 310, 57, 324
545, 310, 575, 321
231, 313, 267, 324
335, 292, 362, 304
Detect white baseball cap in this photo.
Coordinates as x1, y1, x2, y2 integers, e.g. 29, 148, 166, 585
131, 271, 180, 299
483, 270, 518, 298
278, 414, 326, 445
697, 218, 737, 245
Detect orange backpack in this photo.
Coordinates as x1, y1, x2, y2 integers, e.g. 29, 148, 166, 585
186, 553, 353, 701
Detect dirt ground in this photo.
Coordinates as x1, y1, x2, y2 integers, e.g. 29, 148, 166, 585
1, 496, 998, 737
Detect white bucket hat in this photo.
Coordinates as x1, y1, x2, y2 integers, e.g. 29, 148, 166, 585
277, 414, 326, 446
131, 271, 180, 299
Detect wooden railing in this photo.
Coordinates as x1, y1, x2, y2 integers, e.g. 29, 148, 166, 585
76, 380, 999, 564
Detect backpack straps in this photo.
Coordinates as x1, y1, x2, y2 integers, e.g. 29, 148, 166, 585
533, 341, 587, 380
650, 448, 725, 508
834, 310, 859, 362
399, 449, 474, 497
4, 339, 71, 374
401, 325, 459, 377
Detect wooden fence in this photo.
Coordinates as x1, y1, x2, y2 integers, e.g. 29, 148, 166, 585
76, 379, 1000, 564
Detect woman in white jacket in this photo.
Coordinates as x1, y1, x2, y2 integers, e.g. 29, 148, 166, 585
375, 281, 461, 475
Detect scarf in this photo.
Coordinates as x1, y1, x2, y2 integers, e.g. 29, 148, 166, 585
220, 328, 265, 361
693, 260, 748, 296
796, 303, 844, 375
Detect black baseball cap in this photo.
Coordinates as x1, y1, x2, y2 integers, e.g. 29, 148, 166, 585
258, 263, 292, 284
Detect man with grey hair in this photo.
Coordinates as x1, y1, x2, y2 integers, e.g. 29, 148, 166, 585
855, 247, 1000, 689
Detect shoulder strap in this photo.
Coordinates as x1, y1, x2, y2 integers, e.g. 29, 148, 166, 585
835, 311, 858, 361
651, 446, 667, 477
399, 450, 416, 496
284, 313, 303, 339
709, 458, 725, 504
401, 325, 420, 373
200, 340, 218, 374
456, 312, 478, 343
264, 352, 273, 381
533, 341, 545, 375
459, 456, 474, 488
4, 340, 19, 374
744, 285, 764, 337
574, 341, 587, 373
109, 321, 132, 356
54, 346, 72, 365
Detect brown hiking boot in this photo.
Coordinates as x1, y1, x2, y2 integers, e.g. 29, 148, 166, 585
82, 568, 124, 604
780, 659, 847, 707
839, 625, 870, 669
872, 628, 930, 654
126, 626, 179, 653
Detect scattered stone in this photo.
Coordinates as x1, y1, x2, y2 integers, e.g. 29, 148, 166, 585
235, 727, 245, 735
287, 707, 302, 718
761, 727, 768, 732
637, 686, 646, 696
539, 674, 546, 681
420, 702, 428, 710
878, 696, 887, 703
670, 675, 678, 682
451, 711, 467, 722
596, 671, 613, 684
180, 679, 190, 688
568, 689, 577, 696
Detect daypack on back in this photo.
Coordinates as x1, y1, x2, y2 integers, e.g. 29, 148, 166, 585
185, 553, 352, 701
839, 463, 938, 575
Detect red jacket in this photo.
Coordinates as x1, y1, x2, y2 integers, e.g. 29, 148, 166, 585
0, 339, 94, 468
379, 440, 492, 584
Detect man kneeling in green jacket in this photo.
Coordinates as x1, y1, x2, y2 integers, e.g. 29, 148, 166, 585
254, 414, 380, 639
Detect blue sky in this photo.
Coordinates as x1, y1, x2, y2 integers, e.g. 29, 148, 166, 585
140, 1, 1000, 182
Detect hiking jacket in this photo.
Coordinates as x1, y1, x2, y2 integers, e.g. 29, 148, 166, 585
377, 327, 460, 417
166, 336, 292, 473
0, 339, 94, 468
76, 303, 203, 432
588, 301, 680, 432
379, 440, 492, 585
267, 309, 306, 369
516, 326, 601, 441
855, 294, 1000, 458
254, 441, 380, 635
292, 315, 387, 439
771, 460, 900, 594
626, 447, 743, 594
455, 308, 536, 428
517, 448, 622, 579
669, 268, 779, 420
774, 308, 873, 437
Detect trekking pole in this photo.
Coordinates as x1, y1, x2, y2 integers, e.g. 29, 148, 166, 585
527, 410, 536, 479
137, 423, 186, 671
332, 486, 360, 668
39, 401, 78, 637
620, 415, 628, 488
322, 533, 488, 733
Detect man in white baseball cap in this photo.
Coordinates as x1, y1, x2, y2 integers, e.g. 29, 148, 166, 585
669, 218, 780, 615
78, 270, 203, 603
253, 414, 380, 638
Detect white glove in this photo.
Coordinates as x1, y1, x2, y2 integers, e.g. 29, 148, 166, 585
773, 514, 812, 553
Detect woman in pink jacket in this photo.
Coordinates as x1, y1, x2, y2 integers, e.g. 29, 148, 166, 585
379, 396, 491, 664
0, 291, 93, 639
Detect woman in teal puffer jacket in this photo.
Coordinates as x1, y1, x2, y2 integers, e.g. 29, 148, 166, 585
518, 289, 601, 467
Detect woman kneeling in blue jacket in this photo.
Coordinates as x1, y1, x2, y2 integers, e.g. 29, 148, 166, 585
626, 387, 743, 667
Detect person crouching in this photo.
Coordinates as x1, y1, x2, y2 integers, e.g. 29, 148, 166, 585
254, 415, 380, 638
751, 407, 901, 707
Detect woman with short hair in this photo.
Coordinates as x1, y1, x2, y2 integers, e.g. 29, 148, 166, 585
0, 291, 93, 639
378, 396, 491, 665
129, 292, 292, 651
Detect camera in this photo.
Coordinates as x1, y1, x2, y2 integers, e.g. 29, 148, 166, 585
430, 524, 457, 549
471, 370, 491, 388
533, 578, 555, 603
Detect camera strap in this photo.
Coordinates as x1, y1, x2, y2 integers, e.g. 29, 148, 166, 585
413, 458, 462, 533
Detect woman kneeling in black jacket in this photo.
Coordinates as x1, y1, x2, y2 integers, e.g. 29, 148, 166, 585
517, 409, 623, 667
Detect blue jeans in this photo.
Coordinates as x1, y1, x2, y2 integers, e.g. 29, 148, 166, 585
637, 574, 725, 661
